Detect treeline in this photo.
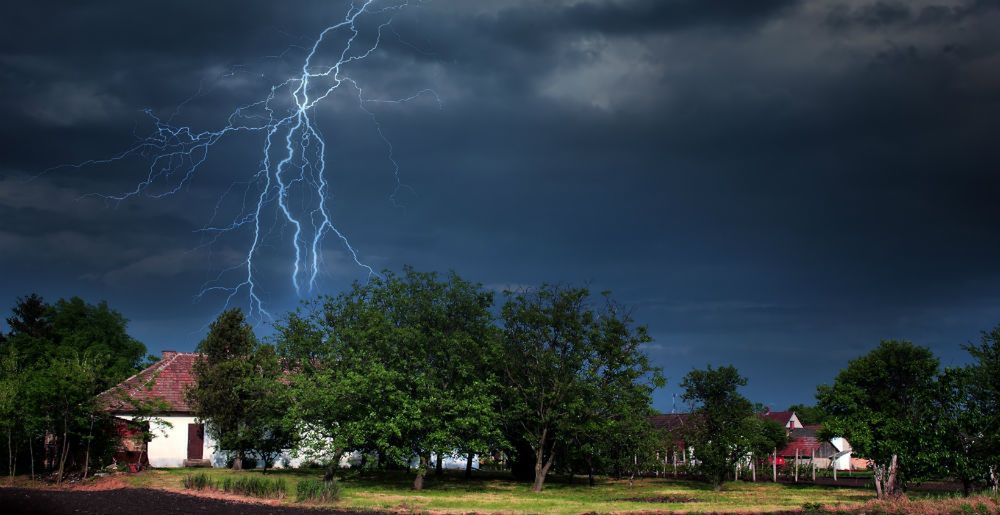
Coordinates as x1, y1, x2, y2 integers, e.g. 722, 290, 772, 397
0, 294, 148, 481
187, 268, 667, 491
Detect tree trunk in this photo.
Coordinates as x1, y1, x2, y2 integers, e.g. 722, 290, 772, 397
82, 416, 95, 480
464, 453, 473, 479
532, 441, 556, 493
29, 436, 35, 480
873, 463, 884, 499
323, 450, 344, 482
413, 455, 429, 490
7, 427, 12, 477
989, 465, 998, 494
587, 455, 595, 487
435, 453, 443, 477
886, 454, 898, 497
56, 416, 70, 484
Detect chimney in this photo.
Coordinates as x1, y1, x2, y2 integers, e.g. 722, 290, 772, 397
162, 350, 178, 360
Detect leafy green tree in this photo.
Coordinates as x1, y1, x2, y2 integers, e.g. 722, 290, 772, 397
279, 268, 501, 490
679, 365, 760, 490
500, 285, 662, 492
817, 340, 941, 498
963, 324, 1000, 493
1, 295, 145, 478
188, 308, 291, 469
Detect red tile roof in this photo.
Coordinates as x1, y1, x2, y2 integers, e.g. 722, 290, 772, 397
98, 352, 201, 414
777, 425, 837, 458
761, 410, 795, 425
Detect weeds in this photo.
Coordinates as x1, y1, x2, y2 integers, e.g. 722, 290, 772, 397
182, 472, 286, 499
296, 477, 341, 503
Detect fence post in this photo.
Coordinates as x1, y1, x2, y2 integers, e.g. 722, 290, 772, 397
772, 448, 777, 482
794, 449, 799, 482
811, 449, 816, 482
751, 452, 756, 482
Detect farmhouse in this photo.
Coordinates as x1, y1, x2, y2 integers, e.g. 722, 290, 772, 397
98, 351, 224, 468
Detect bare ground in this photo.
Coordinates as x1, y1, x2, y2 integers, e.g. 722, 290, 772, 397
0, 487, 375, 515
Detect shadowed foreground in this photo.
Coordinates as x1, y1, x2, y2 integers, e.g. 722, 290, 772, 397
0, 487, 373, 515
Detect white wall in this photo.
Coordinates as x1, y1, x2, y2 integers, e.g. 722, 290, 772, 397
118, 415, 220, 468
830, 437, 852, 470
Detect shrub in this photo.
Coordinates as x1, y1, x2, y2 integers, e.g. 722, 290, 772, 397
296, 478, 341, 503
219, 475, 287, 499
183, 472, 214, 490
802, 501, 824, 512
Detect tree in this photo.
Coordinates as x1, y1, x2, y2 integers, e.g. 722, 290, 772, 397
499, 285, 662, 492
279, 268, 502, 490
963, 324, 1000, 493
679, 365, 761, 490
188, 308, 290, 469
1, 295, 145, 479
817, 340, 941, 498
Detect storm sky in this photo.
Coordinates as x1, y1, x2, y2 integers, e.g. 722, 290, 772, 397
2, 0, 999, 411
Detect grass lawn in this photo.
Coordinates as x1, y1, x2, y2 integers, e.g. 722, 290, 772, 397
131, 467, 876, 513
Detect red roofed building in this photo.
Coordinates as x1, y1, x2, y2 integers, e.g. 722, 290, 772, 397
99, 351, 218, 468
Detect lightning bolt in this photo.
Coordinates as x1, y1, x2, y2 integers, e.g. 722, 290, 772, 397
44, 0, 440, 320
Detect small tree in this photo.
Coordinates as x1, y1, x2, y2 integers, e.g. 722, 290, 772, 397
679, 365, 759, 490
964, 324, 1000, 493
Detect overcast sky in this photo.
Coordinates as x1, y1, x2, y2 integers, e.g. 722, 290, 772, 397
2, 0, 999, 411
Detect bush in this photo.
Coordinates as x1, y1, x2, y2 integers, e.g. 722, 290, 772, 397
183, 472, 214, 490
219, 475, 287, 499
296, 478, 341, 503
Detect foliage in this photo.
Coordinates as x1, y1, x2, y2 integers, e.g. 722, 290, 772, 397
277, 267, 501, 489
499, 285, 663, 492
296, 477, 341, 503
818, 340, 942, 497
962, 324, 1000, 493
188, 308, 293, 470
679, 365, 772, 490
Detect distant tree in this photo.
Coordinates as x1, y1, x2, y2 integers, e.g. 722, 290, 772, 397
818, 340, 941, 498
787, 404, 827, 426
188, 308, 290, 469
679, 365, 759, 490
499, 285, 662, 492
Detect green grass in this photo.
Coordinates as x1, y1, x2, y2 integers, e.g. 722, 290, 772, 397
144, 467, 875, 513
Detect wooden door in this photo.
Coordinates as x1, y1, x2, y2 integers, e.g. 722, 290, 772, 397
187, 424, 204, 460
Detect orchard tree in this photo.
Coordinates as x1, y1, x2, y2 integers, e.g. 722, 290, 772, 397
500, 285, 662, 492
679, 365, 768, 490
818, 340, 941, 498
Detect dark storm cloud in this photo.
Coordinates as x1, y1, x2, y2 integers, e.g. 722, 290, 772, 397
2, 0, 1000, 409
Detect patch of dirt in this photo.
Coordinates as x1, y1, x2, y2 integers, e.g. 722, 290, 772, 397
620, 495, 698, 503
0, 487, 374, 515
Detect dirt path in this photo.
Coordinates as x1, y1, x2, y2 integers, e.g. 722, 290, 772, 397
0, 487, 375, 515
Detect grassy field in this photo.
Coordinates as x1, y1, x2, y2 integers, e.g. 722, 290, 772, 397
128, 467, 877, 513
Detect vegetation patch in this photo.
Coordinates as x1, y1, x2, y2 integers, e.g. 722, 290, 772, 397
182, 472, 286, 499
295, 478, 341, 503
